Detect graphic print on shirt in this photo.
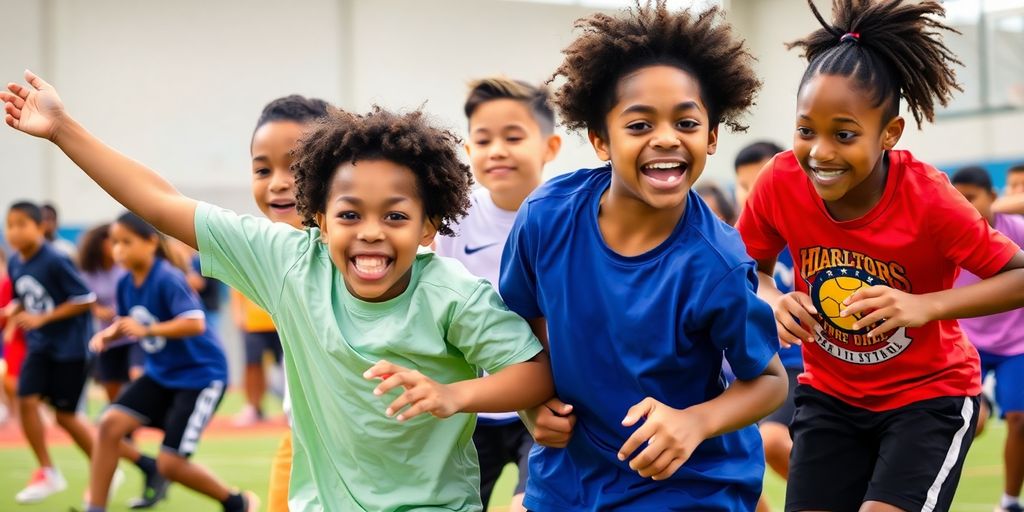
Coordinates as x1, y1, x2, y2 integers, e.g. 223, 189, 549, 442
800, 246, 914, 365
15, 275, 54, 314
129, 305, 166, 353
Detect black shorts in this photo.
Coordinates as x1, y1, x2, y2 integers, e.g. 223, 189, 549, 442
112, 374, 225, 457
761, 366, 801, 426
17, 351, 89, 413
474, 420, 532, 507
94, 344, 134, 383
243, 331, 283, 366
786, 386, 978, 512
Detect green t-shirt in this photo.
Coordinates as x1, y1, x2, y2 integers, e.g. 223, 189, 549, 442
194, 203, 543, 511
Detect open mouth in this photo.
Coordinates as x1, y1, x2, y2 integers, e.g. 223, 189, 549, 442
268, 201, 297, 213
810, 167, 848, 185
640, 161, 689, 190
349, 254, 394, 281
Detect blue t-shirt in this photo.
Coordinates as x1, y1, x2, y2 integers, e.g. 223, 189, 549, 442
8, 243, 94, 361
774, 249, 803, 370
115, 258, 227, 389
500, 168, 778, 511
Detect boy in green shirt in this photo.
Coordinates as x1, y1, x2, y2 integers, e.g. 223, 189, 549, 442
2, 72, 553, 512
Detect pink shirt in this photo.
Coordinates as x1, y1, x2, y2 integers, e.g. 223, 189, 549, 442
955, 213, 1024, 356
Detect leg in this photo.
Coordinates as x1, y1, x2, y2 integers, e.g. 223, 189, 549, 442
976, 396, 990, 436
267, 431, 293, 512
88, 408, 141, 508
858, 502, 906, 512
760, 422, 793, 478
244, 363, 265, 412
54, 410, 94, 458
993, 352, 1024, 503
1004, 413, 1024, 498
19, 394, 52, 467
49, 358, 92, 457
509, 422, 533, 512
3, 374, 18, 422
160, 380, 233, 503
238, 332, 268, 423
156, 451, 232, 501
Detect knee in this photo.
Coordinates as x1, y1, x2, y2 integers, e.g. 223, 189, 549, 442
98, 411, 131, 442
1006, 412, 1024, 435
760, 423, 792, 459
55, 411, 77, 428
156, 452, 186, 479
19, 395, 39, 411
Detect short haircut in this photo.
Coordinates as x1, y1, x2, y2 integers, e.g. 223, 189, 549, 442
9, 201, 43, 225
550, 1, 760, 135
293, 107, 473, 236
464, 77, 555, 135
1009, 163, 1024, 174
735, 141, 784, 171
254, 95, 331, 136
951, 166, 994, 192
41, 202, 57, 221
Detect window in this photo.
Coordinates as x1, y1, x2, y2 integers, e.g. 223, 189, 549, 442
943, 0, 1024, 115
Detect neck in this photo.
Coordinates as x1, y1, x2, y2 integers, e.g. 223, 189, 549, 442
131, 258, 156, 286
490, 186, 534, 212
18, 240, 43, 261
598, 179, 686, 257
825, 151, 889, 221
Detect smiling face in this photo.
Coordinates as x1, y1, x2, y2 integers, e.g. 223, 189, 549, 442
314, 159, 437, 302
793, 74, 904, 216
590, 65, 718, 213
251, 121, 305, 226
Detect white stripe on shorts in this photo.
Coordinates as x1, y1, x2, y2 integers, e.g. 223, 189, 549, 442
921, 397, 974, 512
177, 380, 224, 455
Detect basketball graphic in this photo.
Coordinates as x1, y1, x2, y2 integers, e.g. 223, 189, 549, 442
811, 267, 881, 335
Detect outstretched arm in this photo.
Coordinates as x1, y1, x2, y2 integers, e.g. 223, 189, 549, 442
2, 71, 199, 247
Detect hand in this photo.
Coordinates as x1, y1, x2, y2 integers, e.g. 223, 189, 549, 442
524, 398, 576, 448
1, 70, 68, 141
771, 291, 819, 348
842, 286, 937, 338
92, 304, 117, 323
89, 323, 120, 353
363, 360, 464, 422
117, 317, 149, 338
618, 397, 709, 481
1, 303, 19, 319
13, 312, 47, 331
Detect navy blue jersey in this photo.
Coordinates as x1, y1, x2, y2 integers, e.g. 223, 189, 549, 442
8, 243, 93, 360
115, 258, 227, 389
500, 167, 778, 510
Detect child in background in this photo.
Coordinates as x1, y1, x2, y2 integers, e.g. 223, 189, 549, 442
737, 2, 1024, 510
1, 74, 553, 511
500, 2, 787, 510
79, 223, 133, 402
1007, 163, 1024, 198
695, 183, 737, 226
88, 212, 244, 512
231, 288, 283, 426
0, 245, 24, 425
951, 166, 1024, 512
435, 77, 561, 511
2, 201, 97, 504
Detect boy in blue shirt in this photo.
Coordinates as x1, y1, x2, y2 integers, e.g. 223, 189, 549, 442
500, 3, 788, 510
2, 201, 97, 504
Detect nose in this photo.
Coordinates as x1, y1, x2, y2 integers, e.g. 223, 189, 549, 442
809, 139, 834, 163
488, 139, 509, 159
356, 219, 385, 243
649, 124, 681, 151
268, 169, 293, 193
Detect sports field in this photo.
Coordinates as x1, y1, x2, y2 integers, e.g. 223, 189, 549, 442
0, 390, 1008, 511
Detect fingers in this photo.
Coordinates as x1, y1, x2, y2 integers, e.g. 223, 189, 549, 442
372, 371, 417, 397
866, 317, 901, 339
7, 82, 29, 100
4, 102, 19, 121
24, 70, 50, 91
652, 456, 687, 481
533, 405, 575, 448
363, 360, 408, 381
5, 114, 16, 129
633, 443, 675, 478
775, 311, 812, 346
850, 307, 888, 331
794, 292, 818, 316
394, 399, 433, 422
544, 397, 574, 416
844, 285, 886, 306
386, 386, 429, 420
621, 397, 656, 427
617, 420, 656, 462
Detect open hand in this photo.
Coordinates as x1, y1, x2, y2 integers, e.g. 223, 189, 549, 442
116, 317, 149, 338
772, 291, 820, 348
1, 70, 67, 141
89, 323, 121, 353
842, 286, 937, 338
524, 398, 576, 448
363, 360, 464, 422
618, 397, 709, 480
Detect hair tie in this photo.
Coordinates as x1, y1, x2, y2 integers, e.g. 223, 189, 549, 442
840, 32, 861, 43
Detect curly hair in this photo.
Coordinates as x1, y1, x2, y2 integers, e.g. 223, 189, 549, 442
787, 0, 962, 128
550, 0, 760, 135
292, 107, 473, 236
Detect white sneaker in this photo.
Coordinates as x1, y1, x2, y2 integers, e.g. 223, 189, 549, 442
82, 467, 126, 504
15, 467, 67, 504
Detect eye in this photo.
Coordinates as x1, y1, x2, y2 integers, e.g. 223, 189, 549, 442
253, 168, 270, 178
626, 121, 651, 132
337, 211, 359, 221
473, 139, 490, 146
836, 131, 858, 142
505, 136, 524, 143
677, 119, 700, 130
796, 127, 814, 138
385, 212, 409, 222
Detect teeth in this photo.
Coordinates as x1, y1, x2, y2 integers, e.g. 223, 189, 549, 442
814, 168, 845, 178
354, 256, 389, 273
645, 162, 682, 170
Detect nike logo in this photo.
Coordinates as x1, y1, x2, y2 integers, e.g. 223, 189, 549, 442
464, 243, 499, 255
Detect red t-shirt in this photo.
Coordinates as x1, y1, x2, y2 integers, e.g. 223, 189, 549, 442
738, 150, 1020, 411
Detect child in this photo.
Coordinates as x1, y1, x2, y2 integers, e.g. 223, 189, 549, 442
1, 245, 27, 425
950, 166, 1024, 512
435, 77, 561, 511
242, 94, 330, 511
2, 201, 97, 504
1, 74, 553, 511
230, 287, 282, 426
1007, 163, 1024, 198
695, 183, 737, 226
500, 2, 788, 510
79, 223, 134, 402
88, 212, 243, 512
736, 2, 1024, 511
734, 140, 799, 511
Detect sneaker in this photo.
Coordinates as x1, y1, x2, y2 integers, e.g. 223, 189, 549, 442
83, 467, 126, 504
15, 467, 67, 504
232, 405, 264, 427
996, 505, 1024, 512
128, 469, 170, 509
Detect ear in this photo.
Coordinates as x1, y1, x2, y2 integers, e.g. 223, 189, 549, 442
543, 134, 563, 164
588, 129, 611, 162
706, 125, 720, 156
882, 116, 905, 150
420, 218, 439, 247
464, 142, 473, 160
314, 212, 329, 241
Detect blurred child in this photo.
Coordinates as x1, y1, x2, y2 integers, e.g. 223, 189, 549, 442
0, 245, 24, 424
695, 183, 736, 226
2, 74, 552, 511
435, 77, 561, 511
230, 288, 282, 425
2, 201, 96, 504
500, 3, 787, 509
737, 2, 1024, 510
951, 166, 1024, 512
1007, 163, 1024, 198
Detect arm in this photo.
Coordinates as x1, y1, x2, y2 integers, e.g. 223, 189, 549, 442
844, 252, 1024, 338
756, 258, 819, 347
14, 299, 93, 331
117, 315, 205, 340
517, 317, 576, 447
993, 195, 1024, 215
186, 271, 207, 293
2, 71, 199, 247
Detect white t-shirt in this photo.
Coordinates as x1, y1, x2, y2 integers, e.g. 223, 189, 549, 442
435, 187, 522, 423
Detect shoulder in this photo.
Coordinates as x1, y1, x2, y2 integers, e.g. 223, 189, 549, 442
414, 252, 490, 302
892, 150, 950, 191
687, 195, 755, 276
524, 167, 609, 210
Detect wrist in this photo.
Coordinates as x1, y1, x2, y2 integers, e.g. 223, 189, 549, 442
448, 381, 474, 413
50, 113, 78, 146
924, 292, 946, 322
